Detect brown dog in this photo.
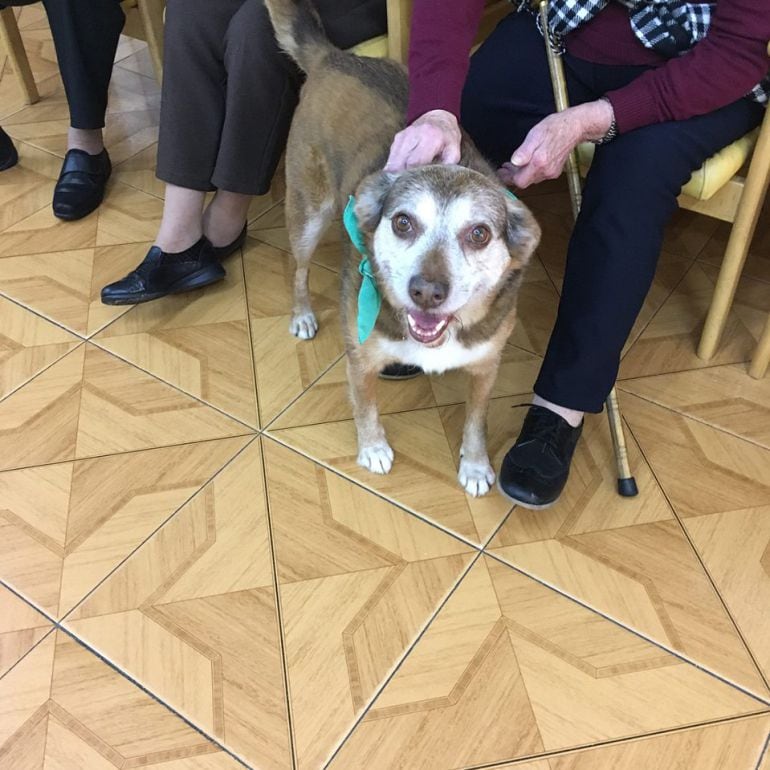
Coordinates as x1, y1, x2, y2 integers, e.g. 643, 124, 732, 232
265, 0, 541, 496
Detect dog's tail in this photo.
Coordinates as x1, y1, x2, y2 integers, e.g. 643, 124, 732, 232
264, 0, 333, 73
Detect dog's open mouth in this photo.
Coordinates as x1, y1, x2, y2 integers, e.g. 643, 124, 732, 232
406, 310, 453, 344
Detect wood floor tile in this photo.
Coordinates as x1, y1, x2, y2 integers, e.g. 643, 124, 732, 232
619, 263, 770, 380
620, 363, 770, 449
95, 182, 164, 247
487, 409, 768, 697
329, 556, 763, 769
112, 143, 166, 199
0, 586, 50, 677
0, 194, 98, 259
621, 392, 770, 518
0, 142, 61, 234
0, 296, 79, 400
0, 344, 248, 472
270, 395, 523, 545
0, 243, 148, 337
64, 440, 292, 769
699, 198, 770, 285
761, 742, 770, 770
685, 507, 770, 683
271, 343, 541, 430
94, 254, 258, 427
496, 715, 770, 770
243, 238, 345, 424
506, 258, 560, 356
0, 632, 241, 768
261, 439, 474, 769
0, 437, 249, 617
248, 204, 344, 273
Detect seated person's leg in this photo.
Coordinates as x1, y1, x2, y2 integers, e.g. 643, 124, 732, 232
102, 0, 388, 306
501, 96, 765, 508
43, 0, 124, 220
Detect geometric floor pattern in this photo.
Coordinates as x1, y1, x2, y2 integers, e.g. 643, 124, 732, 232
1, 13, 769, 769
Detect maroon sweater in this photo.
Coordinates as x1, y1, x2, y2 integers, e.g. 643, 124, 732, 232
406, 0, 770, 134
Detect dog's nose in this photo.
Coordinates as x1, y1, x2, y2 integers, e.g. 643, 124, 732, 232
409, 275, 449, 309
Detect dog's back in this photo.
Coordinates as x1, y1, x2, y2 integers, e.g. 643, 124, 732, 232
266, 0, 409, 201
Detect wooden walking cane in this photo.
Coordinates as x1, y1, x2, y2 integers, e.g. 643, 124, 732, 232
537, 0, 638, 496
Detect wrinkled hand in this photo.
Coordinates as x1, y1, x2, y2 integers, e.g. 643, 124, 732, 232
385, 109, 462, 171
498, 99, 614, 189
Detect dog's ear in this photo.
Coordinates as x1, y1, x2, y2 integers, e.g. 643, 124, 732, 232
503, 194, 541, 269
354, 171, 397, 234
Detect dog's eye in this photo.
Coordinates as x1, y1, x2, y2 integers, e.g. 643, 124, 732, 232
392, 213, 413, 235
469, 225, 490, 246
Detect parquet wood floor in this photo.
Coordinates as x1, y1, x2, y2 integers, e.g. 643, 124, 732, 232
0, 17, 768, 770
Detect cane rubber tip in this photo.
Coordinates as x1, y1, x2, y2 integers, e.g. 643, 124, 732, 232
617, 477, 639, 497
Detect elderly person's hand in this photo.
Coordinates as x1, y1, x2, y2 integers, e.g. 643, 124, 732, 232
498, 99, 614, 189
385, 109, 462, 171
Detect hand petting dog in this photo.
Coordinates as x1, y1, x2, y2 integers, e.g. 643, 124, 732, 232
386, 100, 614, 191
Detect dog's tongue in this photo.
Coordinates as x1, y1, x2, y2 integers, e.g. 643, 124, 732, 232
407, 310, 452, 344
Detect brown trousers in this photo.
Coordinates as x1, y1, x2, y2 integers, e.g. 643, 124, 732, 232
156, 0, 387, 195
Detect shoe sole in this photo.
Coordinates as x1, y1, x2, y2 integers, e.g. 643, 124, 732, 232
378, 370, 424, 381
101, 264, 226, 306
496, 478, 558, 510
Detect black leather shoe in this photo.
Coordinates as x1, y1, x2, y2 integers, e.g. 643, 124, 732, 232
211, 223, 247, 260
498, 405, 583, 509
379, 363, 424, 380
53, 148, 111, 220
0, 127, 18, 171
101, 237, 225, 306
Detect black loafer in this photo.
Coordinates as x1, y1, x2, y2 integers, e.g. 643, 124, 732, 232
53, 148, 111, 220
101, 237, 225, 306
211, 223, 247, 260
0, 127, 18, 172
498, 405, 583, 509
379, 363, 424, 380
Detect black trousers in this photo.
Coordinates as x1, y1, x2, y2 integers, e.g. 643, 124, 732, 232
157, 0, 387, 195
461, 11, 764, 413
42, 0, 125, 129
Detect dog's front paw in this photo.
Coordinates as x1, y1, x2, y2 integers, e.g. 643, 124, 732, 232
290, 311, 318, 340
458, 458, 495, 497
358, 442, 394, 475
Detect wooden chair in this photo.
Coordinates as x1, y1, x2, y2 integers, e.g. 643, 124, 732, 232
120, 0, 165, 84
0, 6, 39, 104
0, 0, 165, 107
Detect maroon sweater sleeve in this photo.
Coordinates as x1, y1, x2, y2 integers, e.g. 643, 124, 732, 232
605, 0, 770, 133
406, 0, 486, 123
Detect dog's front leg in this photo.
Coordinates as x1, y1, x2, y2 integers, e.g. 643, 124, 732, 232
459, 361, 498, 497
347, 353, 393, 475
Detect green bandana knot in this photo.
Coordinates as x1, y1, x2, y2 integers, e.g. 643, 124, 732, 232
343, 195, 382, 344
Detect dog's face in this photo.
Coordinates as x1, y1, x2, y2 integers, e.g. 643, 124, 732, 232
354, 165, 540, 346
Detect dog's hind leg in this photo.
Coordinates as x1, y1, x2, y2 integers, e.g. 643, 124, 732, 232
285, 181, 335, 340
459, 361, 497, 497
347, 352, 393, 475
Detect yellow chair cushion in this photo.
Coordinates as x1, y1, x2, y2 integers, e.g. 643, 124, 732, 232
577, 127, 759, 201
350, 35, 389, 58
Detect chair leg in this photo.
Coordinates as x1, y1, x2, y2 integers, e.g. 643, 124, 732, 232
137, 0, 164, 85
0, 7, 39, 105
749, 313, 770, 379
697, 107, 770, 361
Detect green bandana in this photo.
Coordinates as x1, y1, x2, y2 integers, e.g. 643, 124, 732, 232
343, 195, 382, 344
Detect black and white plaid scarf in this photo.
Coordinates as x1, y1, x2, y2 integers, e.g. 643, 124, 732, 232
518, 0, 769, 103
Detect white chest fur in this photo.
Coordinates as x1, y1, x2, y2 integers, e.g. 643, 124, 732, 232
375, 334, 496, 374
